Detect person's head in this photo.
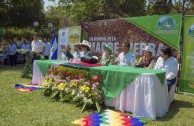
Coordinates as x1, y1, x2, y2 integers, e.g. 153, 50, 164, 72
143, 46, 153, 57
104, 44, 112, 57
160, 47, 172, 60
33, 35, 38, 41
9, 39, 14, 44
74, 43, 80, 52
80, 40, 91, 52
66, 45, 71, 52
122, 42, 130, 53
43, 37, 48, 43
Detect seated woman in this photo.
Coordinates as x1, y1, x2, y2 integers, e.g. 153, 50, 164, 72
136, 46, 155, 69
101, 44, 115, 65
80, 40, 92, 57
154, 47, 178, 91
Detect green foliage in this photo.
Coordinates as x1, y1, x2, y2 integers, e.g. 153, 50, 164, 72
48, 0, 147, 28
3, 28, 36, 40
1, 0, 44, 28
19, 50, 32, 78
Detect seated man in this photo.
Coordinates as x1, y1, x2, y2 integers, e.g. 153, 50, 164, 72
117, 42, 134, 66
154, 47, 178, 91
64, 45, 74, 61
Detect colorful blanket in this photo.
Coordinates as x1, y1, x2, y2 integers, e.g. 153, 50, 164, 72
72, 109, 148, 126
15, 84, 42, 92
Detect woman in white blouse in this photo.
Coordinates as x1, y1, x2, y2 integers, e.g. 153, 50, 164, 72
154, 47, 178, 91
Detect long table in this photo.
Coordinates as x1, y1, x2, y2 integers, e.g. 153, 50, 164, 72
32, 60, 102, 85
89, 65, 169, 120
32, 61, 169, 120
32, 60, 68, 85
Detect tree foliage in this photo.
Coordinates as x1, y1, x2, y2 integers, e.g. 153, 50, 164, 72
0, 0, 44, 28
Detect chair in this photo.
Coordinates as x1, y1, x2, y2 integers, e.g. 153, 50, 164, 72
168, 64, 179, 104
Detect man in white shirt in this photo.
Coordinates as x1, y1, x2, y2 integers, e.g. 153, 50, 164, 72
117, 42, 134, 66
43, 37, 51, 60
154, 47, 178, 91
7, 40, 17, 66
31, 35, 45, 62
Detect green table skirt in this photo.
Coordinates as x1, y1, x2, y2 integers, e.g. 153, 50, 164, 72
89, 65, 165, 100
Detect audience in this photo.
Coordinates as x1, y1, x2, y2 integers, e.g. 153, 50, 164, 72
7, 39, 17, 66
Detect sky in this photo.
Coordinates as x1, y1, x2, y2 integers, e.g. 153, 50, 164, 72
43, 0, 59, 9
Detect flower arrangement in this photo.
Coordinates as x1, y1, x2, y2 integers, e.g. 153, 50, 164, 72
42, 66, 103, 112
17, 49, 32, 78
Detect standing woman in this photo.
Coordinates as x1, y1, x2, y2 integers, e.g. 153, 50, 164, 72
7, 39, 17, 66
80, 40, 92, 57
136, 46, 155, 69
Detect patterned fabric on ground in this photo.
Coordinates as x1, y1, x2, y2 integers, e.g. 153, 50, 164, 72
72, 109, 148, 126
15, 84, 42, 92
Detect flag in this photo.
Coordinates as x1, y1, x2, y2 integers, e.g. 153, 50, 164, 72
50, 28, 58, 60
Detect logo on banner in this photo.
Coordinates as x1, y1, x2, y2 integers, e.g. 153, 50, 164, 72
157, 16, 176, 30
155, 16, 178, 34
188, 24, 194, 37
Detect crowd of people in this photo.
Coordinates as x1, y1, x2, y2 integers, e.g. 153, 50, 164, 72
0, 34, 179, 91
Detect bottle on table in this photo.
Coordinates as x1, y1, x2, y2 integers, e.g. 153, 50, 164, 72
131, 55, 136, 68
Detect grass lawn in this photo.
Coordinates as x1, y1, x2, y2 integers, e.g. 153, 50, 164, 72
0, 64, 194, 126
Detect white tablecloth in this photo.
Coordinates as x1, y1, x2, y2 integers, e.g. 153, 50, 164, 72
32, 60, 67, 85
105, 73, 169, 120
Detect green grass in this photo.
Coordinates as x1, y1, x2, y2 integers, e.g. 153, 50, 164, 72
0, 64, 194, 126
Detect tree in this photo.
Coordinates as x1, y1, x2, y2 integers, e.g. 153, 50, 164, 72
51, 0, 146, 27
146, 0, 194, 15
146, 0, 172, 15
170, 0, 194, 15
0, 0, 44, 28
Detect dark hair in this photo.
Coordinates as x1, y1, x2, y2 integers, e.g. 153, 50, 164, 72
123, 42, 130, 48
161, 47, 172, 57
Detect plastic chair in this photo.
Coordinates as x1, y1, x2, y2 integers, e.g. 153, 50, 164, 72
168, 64, 179, 104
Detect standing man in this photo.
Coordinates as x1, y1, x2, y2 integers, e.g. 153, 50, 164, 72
21, 40, 30, 50
117, 42, 134, 66
7, 39, 17, 66
31, 34, 45, 62
43, 37, 51, 60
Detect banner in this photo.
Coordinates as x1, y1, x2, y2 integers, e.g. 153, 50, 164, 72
58, 28, 69, 59
82, 14, 182, 57
180, 16, 194, 94
127, 14, 182, 50
68, 26, 81, 53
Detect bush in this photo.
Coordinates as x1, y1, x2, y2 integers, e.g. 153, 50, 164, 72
3, 27, 36, 40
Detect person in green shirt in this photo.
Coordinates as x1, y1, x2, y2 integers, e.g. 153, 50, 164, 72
101, 44, 115, 65
80, 40, 93, 57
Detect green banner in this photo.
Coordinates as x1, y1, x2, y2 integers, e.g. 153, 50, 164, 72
68, 26, 81, 53
180, 16, 194, 94
126, 14, 182, 50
